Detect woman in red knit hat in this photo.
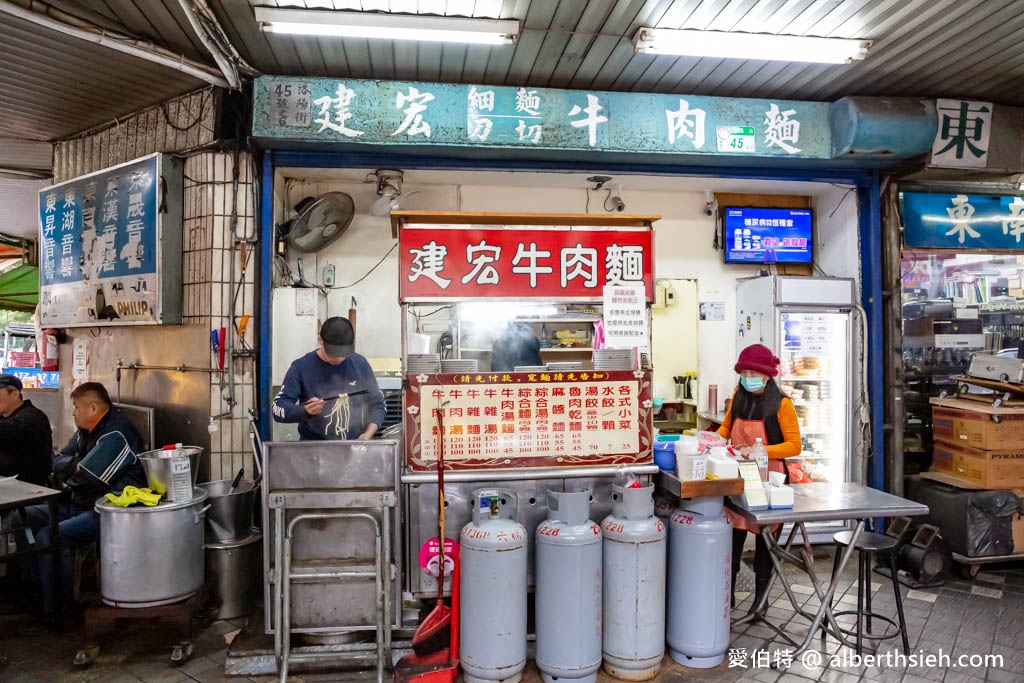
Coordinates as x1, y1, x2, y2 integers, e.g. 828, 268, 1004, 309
716, 343, 802, 611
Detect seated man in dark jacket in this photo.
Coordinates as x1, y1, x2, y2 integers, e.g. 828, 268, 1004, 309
0, 374, 53, 486
24, 382, 146, 617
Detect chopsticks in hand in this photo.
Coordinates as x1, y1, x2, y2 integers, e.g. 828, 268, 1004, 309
302, 389, 369, 406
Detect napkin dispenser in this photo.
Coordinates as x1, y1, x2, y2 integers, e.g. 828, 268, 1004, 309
767, 479, 794, 509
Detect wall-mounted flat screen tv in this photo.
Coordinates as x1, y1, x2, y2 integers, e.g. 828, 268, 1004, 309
723, 207, 813, 264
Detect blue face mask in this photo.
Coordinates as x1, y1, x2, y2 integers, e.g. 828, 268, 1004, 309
740, 376, 766, 393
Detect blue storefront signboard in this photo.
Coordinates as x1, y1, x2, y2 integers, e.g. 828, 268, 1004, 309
902, 192, 1024, 250
38, 153, 183, 327
1, 368, 59, 389
253, 77, 831, 159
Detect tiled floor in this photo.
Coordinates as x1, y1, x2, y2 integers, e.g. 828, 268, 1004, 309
1, 556, 1022, 682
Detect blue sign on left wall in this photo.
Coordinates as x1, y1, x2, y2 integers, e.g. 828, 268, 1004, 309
38, 153, 183, 327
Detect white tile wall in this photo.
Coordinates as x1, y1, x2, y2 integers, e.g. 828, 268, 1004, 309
184, 151, 258, 480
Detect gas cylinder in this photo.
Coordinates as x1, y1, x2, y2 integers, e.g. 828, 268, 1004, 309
653, 490, 677, 520
666, 496, 732, 668
536, 489, 603, 683
601, 484, 667, 681
460, 489, 528, 683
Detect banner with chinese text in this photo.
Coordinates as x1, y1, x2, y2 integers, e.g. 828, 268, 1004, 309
404, 370, 654, 471
253, 77, 831, 159
399, 225, 653, 301
38, 154, 183, 326
902, 192, 1024, 250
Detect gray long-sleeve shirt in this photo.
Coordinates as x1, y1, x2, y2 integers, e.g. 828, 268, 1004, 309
272, 350, 387, 440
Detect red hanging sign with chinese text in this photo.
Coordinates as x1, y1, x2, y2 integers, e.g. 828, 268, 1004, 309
404, 369, 654, 471
399, 225, 654, 301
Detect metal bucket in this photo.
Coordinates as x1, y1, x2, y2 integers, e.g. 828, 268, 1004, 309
196, 479, 258, 543
138, 446, 203, 502
95, 489, 209, 608
205, 530, 263, 619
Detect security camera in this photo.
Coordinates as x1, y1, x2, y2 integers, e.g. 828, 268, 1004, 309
704, 204, 715, 217
610, 195, 626, 212
704, 190, 716, 217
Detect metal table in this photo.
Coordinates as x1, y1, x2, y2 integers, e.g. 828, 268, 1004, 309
727, 482, 929, 659
0, 478, 63, 629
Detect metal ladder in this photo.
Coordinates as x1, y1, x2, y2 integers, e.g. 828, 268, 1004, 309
271, 489, 394, 683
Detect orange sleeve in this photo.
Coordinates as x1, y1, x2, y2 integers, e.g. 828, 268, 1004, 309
766, 397, 802, 459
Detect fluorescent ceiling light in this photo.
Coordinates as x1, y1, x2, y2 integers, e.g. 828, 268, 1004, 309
255, 7, 519, 45
634, 28, 870, 64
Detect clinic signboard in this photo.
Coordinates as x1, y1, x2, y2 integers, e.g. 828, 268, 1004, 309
37, 153, 183, 327
902, 192, 1024, 250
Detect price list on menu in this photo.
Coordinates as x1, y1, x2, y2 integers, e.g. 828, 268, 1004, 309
404, 370, 653, 471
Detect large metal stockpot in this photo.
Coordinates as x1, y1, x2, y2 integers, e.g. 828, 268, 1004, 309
95, 489, 209, 608
206, 530, 263, 619
196, 479, 258, 543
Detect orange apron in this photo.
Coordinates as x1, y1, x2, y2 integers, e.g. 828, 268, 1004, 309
726, 417, 786, 534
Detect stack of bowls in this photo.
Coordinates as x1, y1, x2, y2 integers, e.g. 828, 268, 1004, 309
407, 353, 442, 374
593, 349, 635, 370
440, 358, 479, 374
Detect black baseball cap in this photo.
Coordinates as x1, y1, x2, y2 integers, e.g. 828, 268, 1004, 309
320, 316, 355, 358
0, 374, 23, 391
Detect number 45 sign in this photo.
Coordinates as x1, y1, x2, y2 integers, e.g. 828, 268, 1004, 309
717, 126, 756, 153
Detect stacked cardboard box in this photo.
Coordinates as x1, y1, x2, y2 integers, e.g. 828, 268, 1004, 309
930, 397, 1024, 488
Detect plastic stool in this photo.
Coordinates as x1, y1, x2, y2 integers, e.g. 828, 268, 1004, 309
831, 530, 909, 655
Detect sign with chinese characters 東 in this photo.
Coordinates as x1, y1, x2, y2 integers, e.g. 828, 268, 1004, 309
901, 192, 1024, 250
399, 225, 653, 301
254, 77, 831, 159
403, 370, 654, 471
929, 99, 992, 169
37, 154, 183, 327
603, 285, 648, 349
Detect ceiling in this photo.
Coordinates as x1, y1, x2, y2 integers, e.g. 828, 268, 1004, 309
0, 6, 205, 142
2, 0, 1024, 146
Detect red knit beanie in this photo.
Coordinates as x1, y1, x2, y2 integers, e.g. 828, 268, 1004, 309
735, 344, 780, 377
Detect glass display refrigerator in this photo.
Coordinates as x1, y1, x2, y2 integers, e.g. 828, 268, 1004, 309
736, 275, 858, 540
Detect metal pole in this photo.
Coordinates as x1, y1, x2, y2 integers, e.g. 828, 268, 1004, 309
174, 0, 241, 89
858, 172, 885, 492
881, 181, 906, 496
273, 504, 284, 666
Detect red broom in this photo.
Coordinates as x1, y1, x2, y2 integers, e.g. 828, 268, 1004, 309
393, 549, 460, 682
411, 405, 451, 656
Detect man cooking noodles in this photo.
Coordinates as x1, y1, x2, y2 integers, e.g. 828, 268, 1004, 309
272, 316, 386, 441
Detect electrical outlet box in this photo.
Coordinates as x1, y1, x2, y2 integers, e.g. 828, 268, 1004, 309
323, 263, 336, 287
653, 285, 666, 308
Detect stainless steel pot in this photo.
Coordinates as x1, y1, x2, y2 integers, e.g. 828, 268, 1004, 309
137, 446, 204, 503
196, 479, 258, 543
205, 530, 263, 619
95, 489, 209, 608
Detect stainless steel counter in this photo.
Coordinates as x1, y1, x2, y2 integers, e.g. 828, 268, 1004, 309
727, 482, 929, 526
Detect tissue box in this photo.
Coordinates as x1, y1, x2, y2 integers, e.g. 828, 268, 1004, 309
768, 484, 794, 509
